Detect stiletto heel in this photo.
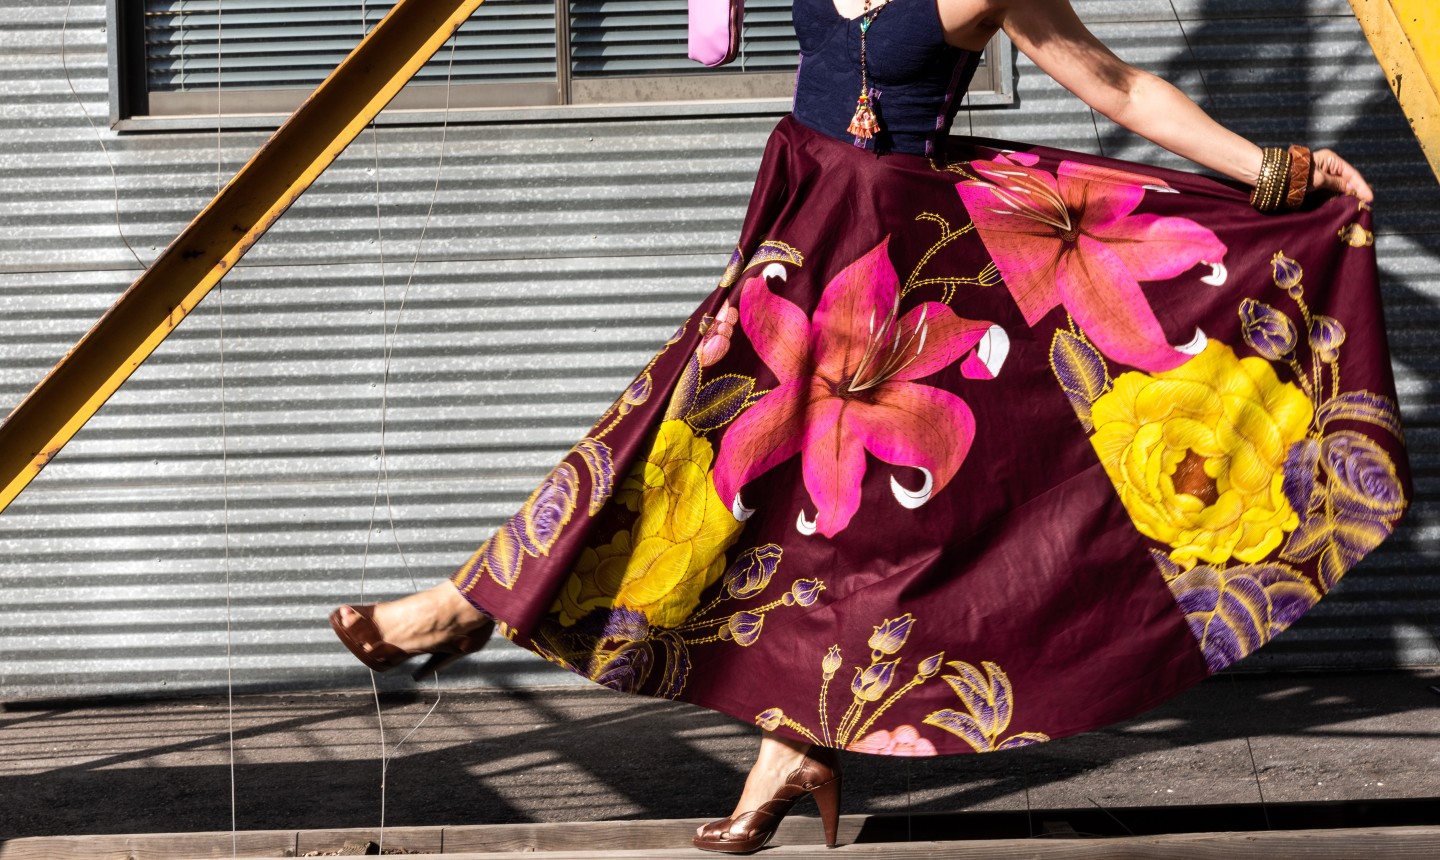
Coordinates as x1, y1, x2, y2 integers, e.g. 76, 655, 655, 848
809, 773, 842, 848
329, 604, 494, 677
693, 746, 842, 854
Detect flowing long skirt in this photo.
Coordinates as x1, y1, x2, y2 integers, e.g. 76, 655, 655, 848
450, 115, 1410, 757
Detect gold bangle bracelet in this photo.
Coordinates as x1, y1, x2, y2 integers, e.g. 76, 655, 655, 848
1250, 146, 1291, 212
1249, 148, 1276, 210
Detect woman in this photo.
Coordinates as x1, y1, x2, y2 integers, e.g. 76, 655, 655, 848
332, 0, 1406, 853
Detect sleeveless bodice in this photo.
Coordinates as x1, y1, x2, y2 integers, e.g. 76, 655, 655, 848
792, 0, 979, 157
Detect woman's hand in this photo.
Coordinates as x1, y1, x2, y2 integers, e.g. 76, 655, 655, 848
1311, 148, 1374, 203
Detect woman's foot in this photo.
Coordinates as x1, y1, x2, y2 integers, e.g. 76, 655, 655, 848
336, 582, 490, 653
330, 582, 493, 676
693, 732, 842, 854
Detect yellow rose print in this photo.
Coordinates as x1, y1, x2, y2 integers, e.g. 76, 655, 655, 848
1090, 341, 1313, 569
553, 531, 634, 627
613, 421, 745, 627
554, 420, 744, 629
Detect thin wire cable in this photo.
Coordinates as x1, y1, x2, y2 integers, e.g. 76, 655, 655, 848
377, 37, 462, 601
373, 17, 463, 796
1166, 0, 1216, 108
1244, 735, 1273, 830
1085, 796, 1133, 836
212, 1, 239, 856
355, 3, 398, 847
60, 0, 146, 271
1088, 108, 1107, 158
353, 7, 464, 850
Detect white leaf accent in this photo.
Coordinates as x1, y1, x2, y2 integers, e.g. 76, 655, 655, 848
977, 325, 1010, 377
1143, 184, 1179, 194
1200, 261, 1227, 286
796, 509, 818, 536
1178, 328, 1208, 355
762, 263, 787, 282
732, 493, 755, 521
891, 467, 935, 510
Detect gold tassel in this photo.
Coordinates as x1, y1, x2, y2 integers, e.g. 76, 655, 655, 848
848, 93, 880, 139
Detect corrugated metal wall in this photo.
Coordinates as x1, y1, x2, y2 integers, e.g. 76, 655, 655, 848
1, 0, 1437, 699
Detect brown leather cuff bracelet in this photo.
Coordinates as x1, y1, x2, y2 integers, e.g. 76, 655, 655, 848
1285, 144, 1313, 210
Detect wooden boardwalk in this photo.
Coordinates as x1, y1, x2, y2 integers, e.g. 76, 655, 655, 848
3, 818, 1440, 860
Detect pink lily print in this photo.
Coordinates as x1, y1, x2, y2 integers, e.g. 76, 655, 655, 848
712, 238, 1007, 538
956, 153, 1227, 372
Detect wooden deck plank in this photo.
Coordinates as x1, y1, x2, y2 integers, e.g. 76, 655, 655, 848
343, 825, 1440, 858
296, 826, 445, 855
439, 815, 864, 852
6, 822, 1439, 859
0, 830, 295, 860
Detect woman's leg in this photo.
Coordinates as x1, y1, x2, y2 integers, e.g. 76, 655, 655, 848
335, 581, 489, 653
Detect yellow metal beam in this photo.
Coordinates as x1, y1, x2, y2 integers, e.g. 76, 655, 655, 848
1349, 0, 1440, 180
0, 0, 486, 514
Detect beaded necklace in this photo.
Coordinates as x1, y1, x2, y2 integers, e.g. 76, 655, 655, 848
846, 0, 885, 140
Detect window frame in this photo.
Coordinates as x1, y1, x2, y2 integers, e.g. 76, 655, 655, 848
107, 0, 1013, 130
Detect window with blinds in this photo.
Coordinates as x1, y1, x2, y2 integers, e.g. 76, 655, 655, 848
114, 0, 1009, 119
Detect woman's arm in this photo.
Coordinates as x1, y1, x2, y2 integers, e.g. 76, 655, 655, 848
988, 0, 1372, 201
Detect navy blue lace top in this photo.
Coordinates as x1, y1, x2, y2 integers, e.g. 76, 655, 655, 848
792, 0, 980, 157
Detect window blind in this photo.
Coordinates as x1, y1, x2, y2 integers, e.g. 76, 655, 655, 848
142, 0, 560, 93
569, 0, 799, 78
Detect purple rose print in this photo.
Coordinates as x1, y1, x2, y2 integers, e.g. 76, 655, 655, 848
1239, 298, 1297, 361
724, 544, 783, 598
601, 606, 650, 644
725, 611, 765, 646
1308, 315, 1346, 363
592, 640, 654, 693
756, 707, 785, 731
618, 372, 653, 416
787, 578, 825, 607
1321, 432, 1405, 517
1271, 251, 1303, 294
520, 463, 580, 556
1167, 563, 1321, 673
852, 659, 899, 702
1279, 438, 1321, 517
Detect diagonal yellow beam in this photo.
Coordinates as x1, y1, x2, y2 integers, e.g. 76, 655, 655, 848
1349, 0, 1440, 180
0, 0, 486, 514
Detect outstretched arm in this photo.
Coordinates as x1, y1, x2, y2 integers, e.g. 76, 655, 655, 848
991, 0, 1372, 202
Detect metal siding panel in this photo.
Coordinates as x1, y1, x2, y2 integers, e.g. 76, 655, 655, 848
0, 0, 1437, 699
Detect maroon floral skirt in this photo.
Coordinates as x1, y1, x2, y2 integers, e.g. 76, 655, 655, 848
451, 115, 1409, 757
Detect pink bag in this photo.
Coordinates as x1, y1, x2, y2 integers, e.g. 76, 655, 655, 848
688, 0, 744, 67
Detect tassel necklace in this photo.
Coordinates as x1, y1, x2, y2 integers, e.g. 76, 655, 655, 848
846, 0, 885, 140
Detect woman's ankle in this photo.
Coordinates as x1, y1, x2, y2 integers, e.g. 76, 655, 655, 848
730, 733, 812, 816
429, 581, 489, 633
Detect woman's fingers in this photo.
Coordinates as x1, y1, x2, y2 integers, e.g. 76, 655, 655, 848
1311, 148, 1374, 203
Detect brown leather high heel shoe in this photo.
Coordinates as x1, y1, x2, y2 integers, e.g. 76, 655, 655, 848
329, 604, 494, 680
693, 746, 842, 854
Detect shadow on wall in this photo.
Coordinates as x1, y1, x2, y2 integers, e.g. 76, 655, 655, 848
1079, 1, 1440, 669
